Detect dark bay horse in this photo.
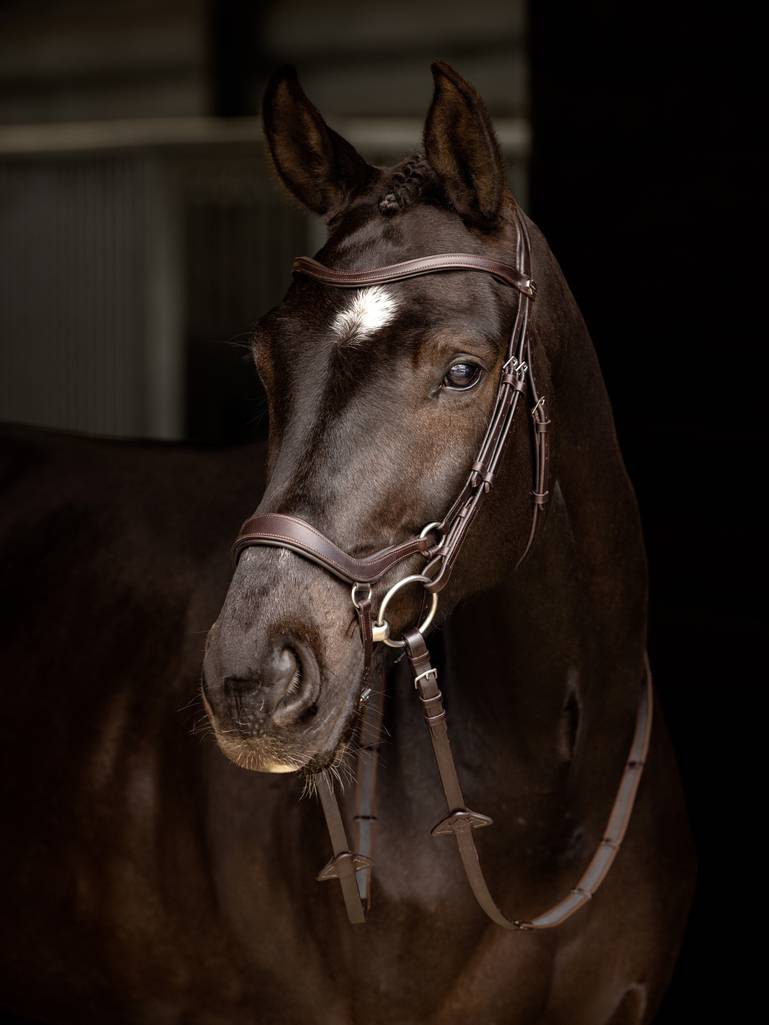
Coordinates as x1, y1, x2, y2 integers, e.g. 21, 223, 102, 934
0, 61, 695, 1024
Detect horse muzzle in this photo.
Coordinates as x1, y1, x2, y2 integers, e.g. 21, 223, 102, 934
202, 546, 367, 773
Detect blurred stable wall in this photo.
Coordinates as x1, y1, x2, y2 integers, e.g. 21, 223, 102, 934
0, 0, 529, 442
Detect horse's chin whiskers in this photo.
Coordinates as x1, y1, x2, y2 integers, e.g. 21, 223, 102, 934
300, 732, 357, 800
210, 723, 303, 776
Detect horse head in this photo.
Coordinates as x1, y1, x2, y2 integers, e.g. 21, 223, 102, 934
202, 60, 557, 778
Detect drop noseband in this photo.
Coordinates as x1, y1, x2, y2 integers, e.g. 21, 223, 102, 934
232, 206, 653, 929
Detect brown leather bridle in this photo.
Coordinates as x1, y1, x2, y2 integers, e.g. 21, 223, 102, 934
231, 206, 653, 930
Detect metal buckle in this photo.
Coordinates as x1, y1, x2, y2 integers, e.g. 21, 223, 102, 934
530, 396, 546, 418
412, 667, 438, 690
503, 355, 528, 375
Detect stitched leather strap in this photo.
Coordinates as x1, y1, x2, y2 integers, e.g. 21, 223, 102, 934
292, 253, 537, 298
353, 677, 386, 908
233, 512, 431, 583
422, 209, 541, 591
356, 594, 374, 672
402, 628, 653, 931
514, 337, 551, 570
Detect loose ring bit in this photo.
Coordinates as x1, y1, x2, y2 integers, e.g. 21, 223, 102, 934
374, 574, 439, 649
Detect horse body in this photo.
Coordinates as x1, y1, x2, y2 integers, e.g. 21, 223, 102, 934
0, 59, 695, 1025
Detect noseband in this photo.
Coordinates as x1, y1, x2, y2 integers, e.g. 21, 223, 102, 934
232, 206, 653, 930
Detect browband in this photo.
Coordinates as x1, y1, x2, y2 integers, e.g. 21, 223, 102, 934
292, 253, 537, 298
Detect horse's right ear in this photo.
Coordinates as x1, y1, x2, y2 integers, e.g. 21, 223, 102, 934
261, 65, 379, 221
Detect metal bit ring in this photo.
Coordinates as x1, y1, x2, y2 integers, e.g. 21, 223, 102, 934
374, 574, 439, 649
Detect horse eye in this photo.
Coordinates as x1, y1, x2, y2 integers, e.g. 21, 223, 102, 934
444, 361, 483, 390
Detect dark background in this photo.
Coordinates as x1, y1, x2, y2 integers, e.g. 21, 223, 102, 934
531, 7, 761, 1021
1, 1, 761, 1020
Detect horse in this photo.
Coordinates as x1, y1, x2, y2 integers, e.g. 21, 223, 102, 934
0, 60, 695, 1024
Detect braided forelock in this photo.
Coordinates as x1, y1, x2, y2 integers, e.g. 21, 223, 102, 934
378, 152, 440, 215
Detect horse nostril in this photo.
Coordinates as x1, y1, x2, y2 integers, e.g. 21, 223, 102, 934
271, 644, 318, 727
218, 641, 320, 735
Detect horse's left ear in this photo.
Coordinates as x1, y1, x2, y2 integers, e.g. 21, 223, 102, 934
422, 60, 508, 228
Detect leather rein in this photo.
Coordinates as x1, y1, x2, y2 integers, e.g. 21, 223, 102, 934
231, 206, 653, 930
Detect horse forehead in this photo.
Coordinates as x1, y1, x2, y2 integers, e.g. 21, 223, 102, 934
329, 284, 401, 346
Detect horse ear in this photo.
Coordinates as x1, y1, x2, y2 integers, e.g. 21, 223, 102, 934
422, 60, 508, 227
261, 65, 378, 221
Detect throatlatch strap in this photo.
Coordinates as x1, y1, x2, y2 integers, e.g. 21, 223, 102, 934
402, 628, 654, 931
